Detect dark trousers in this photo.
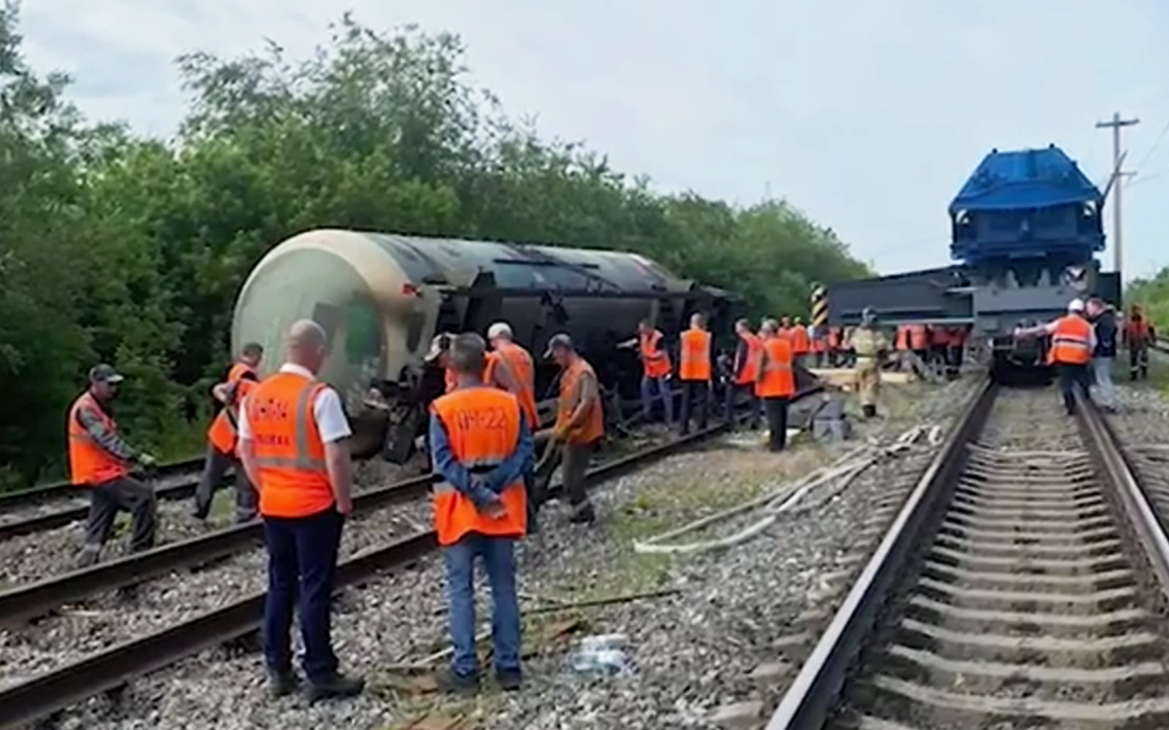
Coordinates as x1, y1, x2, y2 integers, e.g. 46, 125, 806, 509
1056, 363, 1091, 415
194, 444, 257, 522
725, 382, 761, 430
946, 345, 963, 379
83, 475, 157, 553
763, 397, 790, 452
263, 508, 343, 682
1130, 345, 1149, 380
561, 442, 593, 515
679, 379, 709, 435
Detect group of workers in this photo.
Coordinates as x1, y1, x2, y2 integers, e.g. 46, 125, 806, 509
65, 318, 616, 701
892, 323, 970, 380
1017, 298, 1157, 415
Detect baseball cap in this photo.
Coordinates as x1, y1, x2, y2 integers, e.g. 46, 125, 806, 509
89, 363, 124, 385
543, 333, 574, 359
1068, 298, 1085, 312
424, 333, 452, 363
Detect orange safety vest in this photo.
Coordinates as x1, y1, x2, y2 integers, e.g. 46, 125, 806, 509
556, 358, 605, 444
430, 386, 528, 546
448, 353, 502, 394
207, 362, 259, 454
908, 325, 928, 350
791, 326, 810, 355
245, 371, 335, 518
679, 329, 712, 381
828, 327, 842, 350
735, 332, 763, 385
757, 337, 795, 398
1049, 315, 1093, 365
494, 341, 539, 427
639, 330, 672, 378
895, 326, 909, 351
67, 391, 130, 486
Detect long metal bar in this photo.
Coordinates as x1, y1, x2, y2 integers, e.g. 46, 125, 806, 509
765, 377, 995, 729
0, 420, 738, 730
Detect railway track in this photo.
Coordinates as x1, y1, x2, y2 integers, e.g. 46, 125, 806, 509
767, 380, 1169, 729
0, 385, 826, 729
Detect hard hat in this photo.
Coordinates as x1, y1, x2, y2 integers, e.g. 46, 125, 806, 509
1068, 298, 1085, 312
487, 321, 512, 340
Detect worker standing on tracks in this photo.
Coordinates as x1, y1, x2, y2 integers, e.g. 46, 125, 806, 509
1086, 298, 1119, 412
617, 319, 673, 426
68, 364, 160, 568
193, 343, 263, 523
1014, 299, 1096, 416
848, 308, 889, 419
677, 313, 713, 435
726, 318, 763, 430
429, 333, 531, 694
907, 323, 929, 378
545, 333, 603, 524
237, 320, 364, 702
755, 319, 796, 451
487, 322, 543, 532
1124, 304, 1153, 381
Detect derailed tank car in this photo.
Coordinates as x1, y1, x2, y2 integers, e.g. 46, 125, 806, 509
232, 229, 737, 461
825, 144, 1120, 381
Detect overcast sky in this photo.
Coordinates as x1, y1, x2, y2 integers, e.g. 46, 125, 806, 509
19, 0, 1169, 280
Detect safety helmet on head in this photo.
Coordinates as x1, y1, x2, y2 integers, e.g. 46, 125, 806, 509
487, 322, 512, 340
1068, 298, 1085, 313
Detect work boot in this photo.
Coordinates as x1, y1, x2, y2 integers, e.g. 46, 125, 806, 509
435, 668, 480, 696
268, 670, 299, 699
77, 544, 102, 569
496, 669, 523, 692
305, 671, 364, 702
569, 502, 596, 525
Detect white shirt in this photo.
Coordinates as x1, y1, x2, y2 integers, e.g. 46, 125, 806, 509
236, 363, 353, 445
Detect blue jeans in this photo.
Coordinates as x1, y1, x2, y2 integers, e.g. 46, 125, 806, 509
262, 508, 343, 681
640, 375, 673, 424
444, 533, 521, 677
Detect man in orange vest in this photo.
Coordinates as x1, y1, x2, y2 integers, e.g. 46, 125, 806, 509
193, 342, 263, 523
618, 319, 674, 426
487, 321, 543, 532
544, 333, 603, 524
755, 320, 796, 452
237, 320, 364, 701
790, 317, 811, 367
677, 313, 713, 435
68, 364, 160, 567
429, 333, 533, 694
1015, 299, 1096, 415
726, 318, 763, 430
1124, 304, 1153, 381
427, 332, 518, 394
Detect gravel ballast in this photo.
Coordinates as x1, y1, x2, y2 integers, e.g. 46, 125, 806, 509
36, 377, 988, 730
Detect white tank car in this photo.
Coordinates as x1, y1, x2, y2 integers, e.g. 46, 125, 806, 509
232, 229, 734, 460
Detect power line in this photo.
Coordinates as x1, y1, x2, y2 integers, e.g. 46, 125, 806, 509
1095, 112, 1139, 284
1133, 117, 1169, 175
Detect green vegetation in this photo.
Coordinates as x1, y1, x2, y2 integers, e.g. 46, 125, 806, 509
1126, 268, 1169, 333
0, 5, 868, 489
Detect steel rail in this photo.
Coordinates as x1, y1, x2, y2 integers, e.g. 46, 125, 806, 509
0, 418, 740, 730
0, 457, 204, 511
765, 380, 1169, 730
764, 376, 995, 730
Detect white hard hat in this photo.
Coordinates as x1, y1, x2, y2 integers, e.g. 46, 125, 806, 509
487, 322, 512, 340
1068, 298, 1085, 312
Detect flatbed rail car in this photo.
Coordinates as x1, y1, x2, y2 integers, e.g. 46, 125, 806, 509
826, 144, 1120, 378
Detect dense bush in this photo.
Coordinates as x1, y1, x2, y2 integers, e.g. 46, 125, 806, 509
0, 6, 869, 488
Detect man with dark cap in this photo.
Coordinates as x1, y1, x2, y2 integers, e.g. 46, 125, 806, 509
543, 334, 602, 524
67, 364, 159, 567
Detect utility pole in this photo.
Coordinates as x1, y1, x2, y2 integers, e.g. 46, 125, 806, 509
1095, 112, 1139, 282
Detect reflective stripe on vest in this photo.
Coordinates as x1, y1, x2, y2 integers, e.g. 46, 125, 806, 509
1050, 315, 1092, 365
430, 387, 527, 545
639, 330, 671, 378
67, 392, 129, 486
679, 329, 712, 381
246, 372, 334, 518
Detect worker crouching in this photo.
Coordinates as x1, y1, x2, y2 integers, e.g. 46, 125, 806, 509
237, 320, 364, 701
429, 333, 533, 694
194, 342, 263, 523
68, 364, 159, 567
